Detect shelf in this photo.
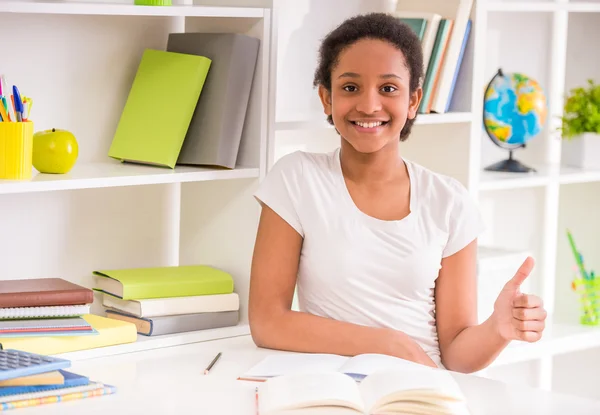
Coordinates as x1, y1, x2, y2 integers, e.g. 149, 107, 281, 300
487, 1, 600, 13
493, 321, 600, 367
0, 0, 265, 18
478, 168, 551, 191
54, 323, 251, 362
0, 161, 260, 194
479, 164, 600, 191
275, 112, 473, 131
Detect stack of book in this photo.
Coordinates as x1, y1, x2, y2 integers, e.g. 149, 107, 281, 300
0, 278, 96, 337
94, 264, 240, 337
0, 349, 115, 411
394, 0, 473, 114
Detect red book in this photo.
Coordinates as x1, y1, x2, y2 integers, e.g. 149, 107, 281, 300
0, 278, 93, 308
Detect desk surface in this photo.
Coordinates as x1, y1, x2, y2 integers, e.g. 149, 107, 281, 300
11, 335, 600, 415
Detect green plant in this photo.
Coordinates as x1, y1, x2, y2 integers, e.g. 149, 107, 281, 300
561, 79, 600, 139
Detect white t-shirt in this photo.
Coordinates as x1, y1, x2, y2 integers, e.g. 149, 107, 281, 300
254, 148, 485, 367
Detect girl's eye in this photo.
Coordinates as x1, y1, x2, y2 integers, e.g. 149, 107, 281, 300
381, 85, 397, 93
343, 85, 357, 92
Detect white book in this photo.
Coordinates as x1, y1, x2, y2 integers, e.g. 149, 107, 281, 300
101, 292, 239, 318
256, 369, 470, 415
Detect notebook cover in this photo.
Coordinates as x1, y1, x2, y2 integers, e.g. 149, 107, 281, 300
166, 33, 260, 169
107, 48, 212, 168
0, 314, 137, 355
93, 265, 234, 300
0, 278, 93, 308
0, 370, 89, 397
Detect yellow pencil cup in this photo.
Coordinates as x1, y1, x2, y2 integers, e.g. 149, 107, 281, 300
0, 122, 34, 180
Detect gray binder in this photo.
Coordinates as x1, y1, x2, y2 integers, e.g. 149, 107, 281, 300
166, 33, 260, 169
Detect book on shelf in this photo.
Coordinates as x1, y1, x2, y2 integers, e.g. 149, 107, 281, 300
92, 264, 234, 300
104, 309, 239, 336
107, 48, 212, 169
100, 291, 239, 318
395, 0, 473, 114
166, 32, 260, 170
256, 369, 470, 415
0, 278, 93, 308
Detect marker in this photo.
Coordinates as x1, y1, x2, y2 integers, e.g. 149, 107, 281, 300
203, 352, 222, 375
12, 85, 23, 122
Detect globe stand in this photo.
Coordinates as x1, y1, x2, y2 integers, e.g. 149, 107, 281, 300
484, 149, 536, 173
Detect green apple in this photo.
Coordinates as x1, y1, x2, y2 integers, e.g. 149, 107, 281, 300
32, 128, 79, 174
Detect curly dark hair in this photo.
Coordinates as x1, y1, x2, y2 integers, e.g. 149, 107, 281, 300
312, 12, 424, 141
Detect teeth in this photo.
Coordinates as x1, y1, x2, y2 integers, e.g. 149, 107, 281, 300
355, 121, 383, 128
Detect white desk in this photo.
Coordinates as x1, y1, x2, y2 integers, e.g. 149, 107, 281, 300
12, 335, 600, 414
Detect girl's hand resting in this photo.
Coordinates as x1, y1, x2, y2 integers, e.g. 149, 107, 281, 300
491, 256, 547, 343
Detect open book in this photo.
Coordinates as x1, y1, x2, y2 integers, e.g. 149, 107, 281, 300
239, 352, 429, 382
256, 370, 470, 415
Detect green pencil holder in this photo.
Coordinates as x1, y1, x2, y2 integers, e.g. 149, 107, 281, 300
572, 276, 600, 325
134, 0, 172, 5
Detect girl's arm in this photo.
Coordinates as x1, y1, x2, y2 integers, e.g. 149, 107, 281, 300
435, 240, 547, 373
249, 204, 437, 367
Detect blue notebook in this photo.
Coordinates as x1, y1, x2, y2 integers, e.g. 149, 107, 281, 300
0, 370, 89, 397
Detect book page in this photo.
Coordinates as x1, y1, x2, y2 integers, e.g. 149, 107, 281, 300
240, 353, 349, 380
258, 372, 365, 415
358, 369, 469, 415
339, 353, 426, 380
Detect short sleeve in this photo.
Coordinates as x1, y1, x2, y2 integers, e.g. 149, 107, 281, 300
254, 151, 305, 237
442, 180, 486, 258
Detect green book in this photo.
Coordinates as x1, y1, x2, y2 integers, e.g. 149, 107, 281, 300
400, 18, 427, 40
419, 19, 452, 114
93, 265, 234, 300
108, 49, 212, 168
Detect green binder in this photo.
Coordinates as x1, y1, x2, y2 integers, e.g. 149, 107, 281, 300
93, 265, 234, 300
108, 49, 211, 168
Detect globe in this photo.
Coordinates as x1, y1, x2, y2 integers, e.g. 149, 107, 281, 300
483, 69, 548, 173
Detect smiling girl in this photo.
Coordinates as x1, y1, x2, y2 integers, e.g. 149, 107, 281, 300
248, 12, 547, 373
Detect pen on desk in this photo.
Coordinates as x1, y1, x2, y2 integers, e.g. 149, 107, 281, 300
203, 352, 222, 375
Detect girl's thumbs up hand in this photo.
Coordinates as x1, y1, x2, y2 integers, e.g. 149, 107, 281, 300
491, 256, 547, 342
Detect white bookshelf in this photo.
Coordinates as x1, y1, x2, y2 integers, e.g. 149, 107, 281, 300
270, 0, 600, 400
0, 0, 271, 350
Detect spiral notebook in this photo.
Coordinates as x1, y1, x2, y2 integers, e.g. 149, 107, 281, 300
0, 305, 90, 320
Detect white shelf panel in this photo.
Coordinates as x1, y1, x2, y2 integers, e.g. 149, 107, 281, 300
0, 161, 259, 194
487, 2, 560, 12
479, 164, 600, 191
0, 0, 264, 18
559, 166, 600, 184
493, 321, 600, 367
275, 112, 473, 131
479, 168, 551, 191
487, 1, 600, 13
54, 323, 250, 361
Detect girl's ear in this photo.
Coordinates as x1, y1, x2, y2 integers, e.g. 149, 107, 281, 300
407, 87, 423, 120
318, 84, 332, 117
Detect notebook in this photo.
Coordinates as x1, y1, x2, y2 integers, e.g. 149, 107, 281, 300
93, 264, 234, 300
0, 305, 90, 319
107, 48, 211, 168
0, 278, 93, 308
0, 314, 137, 355
257, 369, 470, 415
0, 317, 95, 337
0, 370, 88, 398
166, 32, 260, 169
239, 352, 425, 382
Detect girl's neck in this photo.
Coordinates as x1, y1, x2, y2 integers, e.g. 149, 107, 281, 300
339, 140, 408, 185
